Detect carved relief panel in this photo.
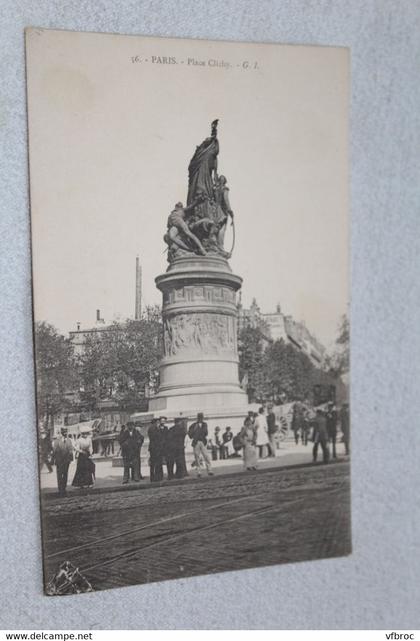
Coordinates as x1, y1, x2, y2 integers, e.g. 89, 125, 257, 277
163, 312, 237, 357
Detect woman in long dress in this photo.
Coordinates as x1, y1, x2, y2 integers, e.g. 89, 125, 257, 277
240, 417, 258, 471
254, 407, 269, 458
72, 430, 95, 488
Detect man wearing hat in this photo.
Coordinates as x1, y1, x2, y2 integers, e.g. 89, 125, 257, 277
52, 427, 74, 497
188, 412, 214, 477
325, 401, 338, 459
148, 417, 168, 482
39, 429, 53, 473
173, 417, 188, 478
340, 402, 350, 455
120, 422, 141, 484
213, 426, 222, 461
312, 408, 330, 464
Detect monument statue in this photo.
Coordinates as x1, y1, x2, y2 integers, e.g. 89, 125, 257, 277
150, 120, 247, 415
164, 120, 234, 261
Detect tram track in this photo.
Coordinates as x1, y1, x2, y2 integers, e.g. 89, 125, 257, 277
47, 482, 343, 565
43, 463, 351, 591
46, 492, 255, 559
80, 496, 306, 575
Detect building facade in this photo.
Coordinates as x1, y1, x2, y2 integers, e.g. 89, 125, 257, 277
237, 298, 326, 367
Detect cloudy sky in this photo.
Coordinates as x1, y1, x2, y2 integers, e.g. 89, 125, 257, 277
27, 29, 348, 349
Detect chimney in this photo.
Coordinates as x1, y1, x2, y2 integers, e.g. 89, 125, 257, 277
135, 255, 142, 320
96, 309, 100, 322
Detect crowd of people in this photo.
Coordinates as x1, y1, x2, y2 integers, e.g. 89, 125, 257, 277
291, 400, 350, 463
39, 426, 96, 497
40, 401, 350, 496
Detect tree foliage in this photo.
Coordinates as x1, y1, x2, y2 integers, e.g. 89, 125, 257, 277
77, 318, 163, 410
238, 329, 335, 404
34, 322, 76, 427
35, 314, 164, 423
238, 326, 266, 402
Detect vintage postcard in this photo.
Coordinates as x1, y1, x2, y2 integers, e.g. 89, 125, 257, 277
26, 28, 350, 595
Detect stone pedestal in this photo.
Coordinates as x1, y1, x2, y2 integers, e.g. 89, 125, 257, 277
149, 255, 247, 413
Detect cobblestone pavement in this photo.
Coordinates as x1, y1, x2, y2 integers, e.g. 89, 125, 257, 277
42, 462, 351, 594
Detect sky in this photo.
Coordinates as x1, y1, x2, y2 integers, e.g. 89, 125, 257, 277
26, 29, 349, 350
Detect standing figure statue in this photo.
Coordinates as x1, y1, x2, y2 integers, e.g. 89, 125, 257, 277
187, 119, 219, 209
214, 174, 234, 255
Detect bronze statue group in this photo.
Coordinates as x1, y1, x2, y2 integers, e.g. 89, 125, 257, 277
164, 119, 235, 263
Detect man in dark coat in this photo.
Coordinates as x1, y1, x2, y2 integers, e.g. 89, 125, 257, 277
52, 427, 74, 497
173, 417, 188, 478
188, 412, 214, 476
120, 422, 141, 484
232, 432, 243, 457
39, 430, 53, 472
266, 406, 278, 457
135, 426, 145, 480
148, 417, 168, 482
165, 422, 177, 480
312, 409, 330, 464
292, 400, 305, 445
340, 402, 350, 455
325, 401, 338, 459
221, 426, 233, 459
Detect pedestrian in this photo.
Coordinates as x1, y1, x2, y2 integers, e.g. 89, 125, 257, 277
52, 427, 74, 497
148, 417, 167, 482
302, 398, 312, 446
312, 409, 330, 464
188, 412, 214, 477
101, 436, 109, 458
325, 401, 338, 459
165, 421, 176, 480
135, 426, 145, 480
120, 422, 141, 484
240, 417, 258, 471
266, 405, 278, 457
340, 402, 350, 455
210, 436, 218, 461
292, 399, 305, 445
232, 432, 243, 457
207, 438, 216, 461
117, 424, 126, 456
39, 430, 53, 472
254, 407, 269, 458
173, 417, 188, 478
222, 426, 233, 458
301, 410, 311, 446
214, 426, 223, 460
72, 428, 95, 488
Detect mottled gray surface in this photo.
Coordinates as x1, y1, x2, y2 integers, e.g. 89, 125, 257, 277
1, 0, 419, 630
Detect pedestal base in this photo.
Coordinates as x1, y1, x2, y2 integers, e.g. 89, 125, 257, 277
132, 403, 254, 438
152, 254, 247, 412
149, 391, 248, 412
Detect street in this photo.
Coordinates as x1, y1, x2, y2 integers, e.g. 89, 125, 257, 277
42, 461, 351, 594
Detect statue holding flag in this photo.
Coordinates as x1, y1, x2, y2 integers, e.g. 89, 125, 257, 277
164, 120, 235, 261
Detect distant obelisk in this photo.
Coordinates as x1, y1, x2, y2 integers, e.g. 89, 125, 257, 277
135, 255, 142, 320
